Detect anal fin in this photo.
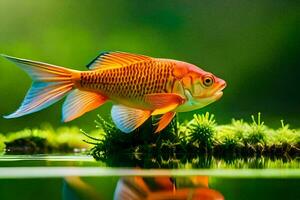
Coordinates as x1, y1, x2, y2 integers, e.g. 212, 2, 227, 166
62, 89, 107, 122
155, 112, 176, 133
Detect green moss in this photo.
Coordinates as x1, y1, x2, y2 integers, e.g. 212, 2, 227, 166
186, 113, 216, 152
87, 114, 187, 159
5, 136, 52, 154
2, 125, 93, 154
270, 120, 299, 145
0, 134, 6, 153
1, 112, 299, 159
244, 113, 267, 145
55, 126, 94, 151
87, 112, 300, 161
214, 125, 243, 156
89, 152, 300, 169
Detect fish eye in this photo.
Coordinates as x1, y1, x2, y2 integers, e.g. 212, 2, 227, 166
202, 75, 214, 87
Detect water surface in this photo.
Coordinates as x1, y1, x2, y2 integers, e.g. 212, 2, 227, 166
0, 155, 299, 200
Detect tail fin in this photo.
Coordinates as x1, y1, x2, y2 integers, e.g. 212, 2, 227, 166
2, 54, 78, 119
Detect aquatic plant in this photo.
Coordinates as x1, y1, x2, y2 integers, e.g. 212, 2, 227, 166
214, 114, 300, 157
89, 151, 300, 169
0, 134, 6, 153
87, 112, 300, 161
85, 114, 129, 157
271, 120, 299, 146
264, 120, 300, 157
2, 125, 93, 154
244, 113, 267, 145
86, 114, 185, 159
4, 128, 53, 154
55, 126, 94, 152
186, 112, 216, 153
214, 123, 244, 156
1, 112, 299, 159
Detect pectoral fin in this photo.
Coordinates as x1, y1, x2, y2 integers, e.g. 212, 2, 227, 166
111, 105, 151, 133
155, 112, 176, 133
145, 93, 185, 115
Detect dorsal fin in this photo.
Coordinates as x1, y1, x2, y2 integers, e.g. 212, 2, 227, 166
86, 51, 152, 70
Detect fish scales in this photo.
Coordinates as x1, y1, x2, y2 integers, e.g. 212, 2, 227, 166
81, 60, 175, 101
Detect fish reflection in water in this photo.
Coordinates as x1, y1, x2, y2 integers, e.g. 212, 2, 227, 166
114, 176, 224, 200
63, 176, 103, 200
63, 176, 223, 200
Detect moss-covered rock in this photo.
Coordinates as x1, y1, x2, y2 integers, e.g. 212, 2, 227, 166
0, 134, 6, 153
1, 113, 299, 159
1, 125, 94, 154
5, 136, 52, 154
86, 112, 300, 161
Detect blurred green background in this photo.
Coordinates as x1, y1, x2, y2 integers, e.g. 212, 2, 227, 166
0, 0, 299, 133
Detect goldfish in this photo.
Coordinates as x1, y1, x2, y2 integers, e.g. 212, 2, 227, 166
114, 176, 224, 200
1, 51, 226, 133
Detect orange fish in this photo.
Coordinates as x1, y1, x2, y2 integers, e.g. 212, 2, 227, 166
114, 176, 224, 200
2, 51, 226, 133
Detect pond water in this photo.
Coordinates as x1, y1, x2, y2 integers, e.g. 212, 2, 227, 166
0, 155, 299, 200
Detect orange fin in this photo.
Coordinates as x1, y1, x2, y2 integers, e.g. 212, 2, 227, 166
86, 51, 152, 70
190, 176, 209, 187
2, 54, 76, 119
62, 89, 107, 122
145, 93, 185, 115
111, 105, 151, 133
133, 177, 151, 193
4, 82, 73, 119
155, 112, 176, 133
1, 54, 78, 81
153, 177, 174, 190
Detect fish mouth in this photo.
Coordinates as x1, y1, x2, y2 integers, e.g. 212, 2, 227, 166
217, 80, 227, 91
213, 91, 223, 100
202, 81, 226, 101
213, 80, 226, 99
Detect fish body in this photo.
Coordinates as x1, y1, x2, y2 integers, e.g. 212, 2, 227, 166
78, 58, 175, 110
2, 51, 226, 133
